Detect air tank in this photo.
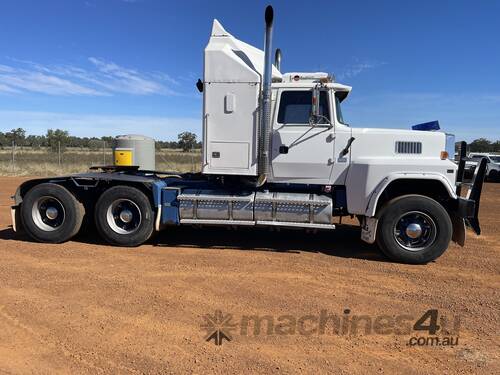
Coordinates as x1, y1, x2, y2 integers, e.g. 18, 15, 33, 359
113, 134, 155, 171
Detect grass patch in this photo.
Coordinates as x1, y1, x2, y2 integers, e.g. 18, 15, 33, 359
0, 147, 202, 176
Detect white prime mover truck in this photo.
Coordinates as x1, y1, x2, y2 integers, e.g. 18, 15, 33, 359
11, 6, 486, 264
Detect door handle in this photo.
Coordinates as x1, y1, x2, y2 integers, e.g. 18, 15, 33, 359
279, 145, 289, 154
340, 137, 355, 156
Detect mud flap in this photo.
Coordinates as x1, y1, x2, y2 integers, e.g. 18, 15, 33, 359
450, 213, 466, 247
361, 217, 378, 244
10, 206, 23, 233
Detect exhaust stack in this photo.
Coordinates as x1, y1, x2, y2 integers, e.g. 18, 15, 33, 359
274, 48, 282, 71
257, 5, 274, 186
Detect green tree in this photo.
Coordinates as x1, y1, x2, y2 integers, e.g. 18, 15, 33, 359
469, 138, 492, 152
6, 128, 26, 149
26, 135, 46, 149
177, 131, 197, 152
0, 132, 7, 149
100, 136, 114, 145
492, 140, 500, 153
88, 138, 104, 151
46, 129, 70, 153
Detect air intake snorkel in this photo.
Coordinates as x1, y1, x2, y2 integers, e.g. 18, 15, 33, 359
257, 5, 274, 187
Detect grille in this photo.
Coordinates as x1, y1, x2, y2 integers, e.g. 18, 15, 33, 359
395, 141, 422, 154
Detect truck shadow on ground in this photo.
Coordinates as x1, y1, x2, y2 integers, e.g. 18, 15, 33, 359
0, 223, 387, 262
152, 224, 388, 262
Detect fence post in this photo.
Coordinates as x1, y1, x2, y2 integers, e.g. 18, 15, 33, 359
103, 140, 106, 165
58, 141, 61, 168
191, 145, 195, 172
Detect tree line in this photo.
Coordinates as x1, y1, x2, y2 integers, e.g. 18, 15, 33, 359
464, 138, 500, 153
1, 128, 498, 154
0, 128, 201, 152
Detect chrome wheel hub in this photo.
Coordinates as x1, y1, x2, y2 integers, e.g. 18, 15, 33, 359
32, 196, 65, 232
106, 199, 142, 235
119, 209, 133, 223
405, 223, 422, 239
45, 207, 59, 220
393, 211, 437, 251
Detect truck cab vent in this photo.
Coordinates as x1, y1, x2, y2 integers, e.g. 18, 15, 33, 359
395, 141, 422, 154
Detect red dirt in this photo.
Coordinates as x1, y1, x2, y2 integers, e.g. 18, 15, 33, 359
0, 177, 498, 374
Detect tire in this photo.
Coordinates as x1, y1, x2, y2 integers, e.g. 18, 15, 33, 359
376, 195, 452, 264
21, 183, 84, 243
94, 186, 154, 246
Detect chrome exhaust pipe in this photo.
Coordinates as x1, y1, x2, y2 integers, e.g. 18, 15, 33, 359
274, 48, 282, 71
257, 5, 274, 186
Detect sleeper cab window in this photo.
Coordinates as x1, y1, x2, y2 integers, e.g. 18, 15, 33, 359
277, 90, 330, 125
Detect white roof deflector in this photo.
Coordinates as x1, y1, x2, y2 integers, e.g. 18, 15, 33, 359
204, 20, 282, 83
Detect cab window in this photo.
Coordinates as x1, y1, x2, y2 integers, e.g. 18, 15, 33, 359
277, 90, 330, 125
335, 93, 346, 125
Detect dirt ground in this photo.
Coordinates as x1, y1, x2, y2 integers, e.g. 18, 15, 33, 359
0, 177, 498, 374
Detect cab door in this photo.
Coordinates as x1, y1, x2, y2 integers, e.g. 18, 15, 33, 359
329, 92, 353, 185
270, 88, 335, 184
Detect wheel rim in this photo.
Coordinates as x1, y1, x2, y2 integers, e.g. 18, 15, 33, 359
106, 199, 142, 235
393, 211, 437, 251
31, 196, 65, 232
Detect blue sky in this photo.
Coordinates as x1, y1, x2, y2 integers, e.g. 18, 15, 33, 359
0, 0, 498, 141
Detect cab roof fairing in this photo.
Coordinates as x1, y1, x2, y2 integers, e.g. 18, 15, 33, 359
204, 19, 282, 84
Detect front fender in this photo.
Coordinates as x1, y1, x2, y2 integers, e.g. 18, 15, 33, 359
364, 172, 457, 217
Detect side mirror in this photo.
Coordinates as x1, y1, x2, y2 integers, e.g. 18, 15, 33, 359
311, 87, 321, 119
309, 87, 326, 126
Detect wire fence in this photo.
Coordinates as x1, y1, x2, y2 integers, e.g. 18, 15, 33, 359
0, 142, 201, 176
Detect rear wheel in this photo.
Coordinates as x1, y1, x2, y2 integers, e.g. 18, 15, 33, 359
376, 195, 452, 264
94, 186, 154, 246
21, 183, 84, 243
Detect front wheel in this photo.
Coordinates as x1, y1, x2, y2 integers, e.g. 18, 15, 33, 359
376, 195, 452, 264
94, 186, 154, 246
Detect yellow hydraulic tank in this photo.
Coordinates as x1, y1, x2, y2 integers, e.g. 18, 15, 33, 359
112, 135, 155, 170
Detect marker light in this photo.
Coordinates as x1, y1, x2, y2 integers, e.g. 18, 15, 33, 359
440, 151, 449, 160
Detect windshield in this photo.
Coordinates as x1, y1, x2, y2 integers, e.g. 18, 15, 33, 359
335, 94, 347, 125
490, 156, 500, 163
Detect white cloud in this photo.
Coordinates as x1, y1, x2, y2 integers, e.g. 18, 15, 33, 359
0, 65, 16, 73
0, 58, 183, 97
338, 61, 386, 80
0, 70, 104, 96
87, 57, 177, 95
0, 83, 20, 94
0, 110, 200, 140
